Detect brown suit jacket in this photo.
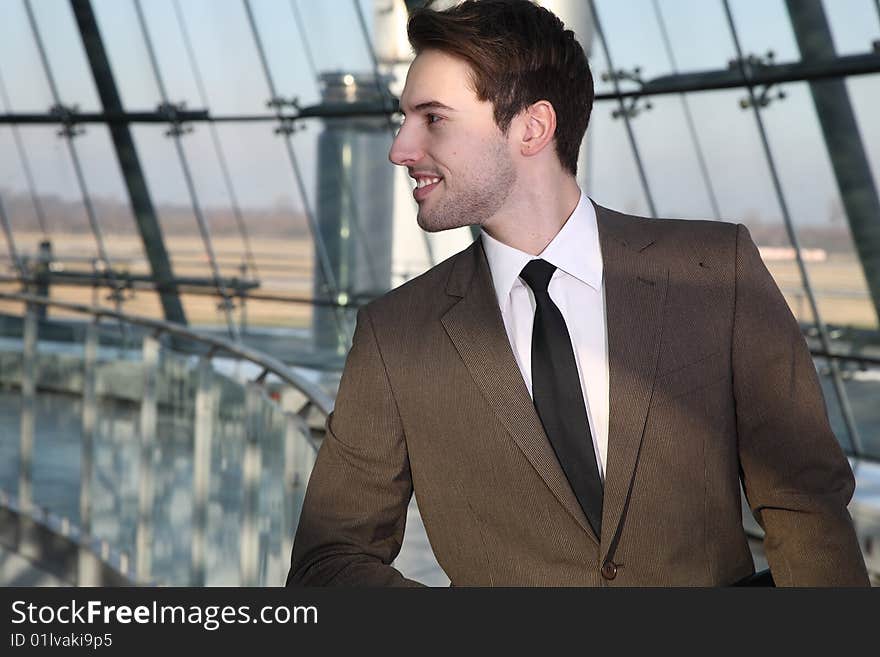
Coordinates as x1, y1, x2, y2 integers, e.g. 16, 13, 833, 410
289, 204, 869, 586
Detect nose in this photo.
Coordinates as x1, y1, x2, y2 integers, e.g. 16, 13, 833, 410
388, 123, 423, 167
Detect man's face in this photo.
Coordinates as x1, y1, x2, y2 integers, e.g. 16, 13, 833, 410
389, 49, 517, 232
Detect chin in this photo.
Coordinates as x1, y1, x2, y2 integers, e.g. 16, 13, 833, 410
417, 212, 474, 233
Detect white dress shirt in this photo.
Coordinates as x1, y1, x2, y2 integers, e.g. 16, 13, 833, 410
480, 192, 609, 479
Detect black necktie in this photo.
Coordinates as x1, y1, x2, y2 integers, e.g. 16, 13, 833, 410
520, 258, 603, 538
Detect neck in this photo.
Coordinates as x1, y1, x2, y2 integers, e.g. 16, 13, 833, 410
480, 174, 581, 255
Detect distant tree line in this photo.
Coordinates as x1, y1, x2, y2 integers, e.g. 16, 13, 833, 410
0, 188, 311, 239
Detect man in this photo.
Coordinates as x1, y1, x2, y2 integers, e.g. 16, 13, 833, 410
288, 0, 869, 586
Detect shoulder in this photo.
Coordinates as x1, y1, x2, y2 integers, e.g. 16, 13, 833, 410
596, 203, 741, 263
601, 204, 738, 240
359, 240, 476, 323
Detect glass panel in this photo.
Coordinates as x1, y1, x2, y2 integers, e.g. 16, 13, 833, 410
844, 361, 880, 460
847, 74, 880, 196
593, 0, 685, 81
0, 1, 55, 113
681, 90, 786, 228
0, 128, 42, 235
246, 0, 324, 108
627, 0, 736, 74
168, 0, 276, 115
210, 121, 312, 297
824, 0, 880, 56
290, 0, 375, 80
128, 125, 199, 249
132, 0, 201, 107
177, 125, 249, 280
584, 97, 652, 217
8, 127, 105, 322
0, 320, 320, 584
583, 9, 652, 216
92, 0, 163, 109
28, 0, 102, 112
819, 358, 880, 460
727, 0, 800, 63
587, 3, 619, 99
757, 81, 877, 330
68, 125, 148, 270
624, 93, 720, 219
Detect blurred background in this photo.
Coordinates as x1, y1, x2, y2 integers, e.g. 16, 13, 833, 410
0, 0, 878, 586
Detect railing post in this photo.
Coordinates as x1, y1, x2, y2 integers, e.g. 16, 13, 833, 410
78, 320, 99, 585
18, 302, 38, 513
136, 333, 159, 583
190, 355, 215, 586
281, 388, 315, 581
239, 382, 263, 586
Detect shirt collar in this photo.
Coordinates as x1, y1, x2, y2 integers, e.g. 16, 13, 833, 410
481, 192, 603, 308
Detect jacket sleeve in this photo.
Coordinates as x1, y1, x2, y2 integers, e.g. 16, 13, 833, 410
287, 306, 424, 586
732, 223, 869, 586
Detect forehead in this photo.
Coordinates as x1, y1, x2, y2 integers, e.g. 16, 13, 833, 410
399, 49, 478, 111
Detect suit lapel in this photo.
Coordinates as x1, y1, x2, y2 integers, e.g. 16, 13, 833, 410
596, 204, 668, 561
440, 240, 597, 544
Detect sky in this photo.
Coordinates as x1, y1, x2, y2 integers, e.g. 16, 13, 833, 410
0, 0, 879, 257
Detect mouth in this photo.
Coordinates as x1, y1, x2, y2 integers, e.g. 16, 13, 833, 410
412, 175, 443, 203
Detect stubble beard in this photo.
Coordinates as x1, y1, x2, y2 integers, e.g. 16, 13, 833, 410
416, 138, 517, 233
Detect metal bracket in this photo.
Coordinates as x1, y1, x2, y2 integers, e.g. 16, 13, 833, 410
49, 103, 85, 138
274, 117, 302, 136
254, 367, 270, 385
216, 295, 236, 313
157, 101, 194, 137
731, 51, 788, 108
105, 280, 135, 305
268, 96, 303, 136
602, 68, 653, 119
267, 96, 300, 112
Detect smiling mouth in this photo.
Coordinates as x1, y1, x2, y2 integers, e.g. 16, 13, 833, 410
412, 176, 442, 202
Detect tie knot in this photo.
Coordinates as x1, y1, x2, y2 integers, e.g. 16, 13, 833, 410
519, 258, 556, 294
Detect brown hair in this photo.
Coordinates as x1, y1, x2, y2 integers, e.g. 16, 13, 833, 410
407, 0, 593, 176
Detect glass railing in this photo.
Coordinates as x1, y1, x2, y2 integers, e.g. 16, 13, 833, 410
0, 291, 330, 586
0, 291, 876, 586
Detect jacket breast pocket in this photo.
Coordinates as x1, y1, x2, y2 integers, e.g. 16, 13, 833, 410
653, 350, 726, 404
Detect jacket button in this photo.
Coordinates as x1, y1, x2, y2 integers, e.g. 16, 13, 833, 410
601, 561, 618, 580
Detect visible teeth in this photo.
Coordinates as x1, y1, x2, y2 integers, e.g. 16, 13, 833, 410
416, 177, 440, 189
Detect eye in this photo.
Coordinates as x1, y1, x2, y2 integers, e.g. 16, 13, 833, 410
426, 113, 442, 126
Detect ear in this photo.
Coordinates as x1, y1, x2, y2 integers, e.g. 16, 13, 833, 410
518, 100, 557, 159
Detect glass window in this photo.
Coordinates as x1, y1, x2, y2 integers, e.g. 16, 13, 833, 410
0, 128, 42, 234
632, 0, 736, 74
758, 81, 878, 331
0, 1, 55, 113
92, 0, 163, 109
727, 0, 800, 63
846, 74, 880, 195
585, 97, 653, 218
623, 92, 720, 220
824, 0, 880, 56
209, 121, 313, 296
290, 0, 376, 79
166, 0, 278, 115
130, 0, 202, 107
27, 0, 101, 112
245, 0, 325, 108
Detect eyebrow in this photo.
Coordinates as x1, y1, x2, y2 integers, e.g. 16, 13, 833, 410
400, 100, 456, 115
